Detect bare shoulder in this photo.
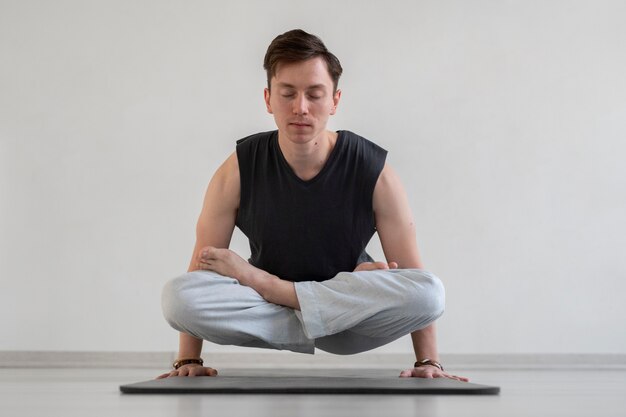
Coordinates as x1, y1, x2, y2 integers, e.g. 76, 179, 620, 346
209, 152, 240, 197
214, 151, 239, 185
201, 151, 240, 214
372, 162, 422, 268
191, 152, 240, 263
373, 163, 407, 209
376, 163, 399, 186
372, 162, 414, 231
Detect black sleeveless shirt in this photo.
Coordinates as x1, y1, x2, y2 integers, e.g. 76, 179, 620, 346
235, 130, 387, 282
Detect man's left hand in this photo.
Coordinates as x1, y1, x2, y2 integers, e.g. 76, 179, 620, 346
399, 365, 469, 382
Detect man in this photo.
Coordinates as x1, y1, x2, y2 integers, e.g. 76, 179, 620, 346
158, 29, 468, 382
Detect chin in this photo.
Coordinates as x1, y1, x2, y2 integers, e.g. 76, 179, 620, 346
283, 127, 318, 143
285, 134, 312, 144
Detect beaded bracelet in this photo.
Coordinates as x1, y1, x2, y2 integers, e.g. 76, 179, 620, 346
173, 358, 204, 369
414, 358, 444, 371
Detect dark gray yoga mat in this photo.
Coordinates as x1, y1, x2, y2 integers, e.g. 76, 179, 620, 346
120, 376, 500, 395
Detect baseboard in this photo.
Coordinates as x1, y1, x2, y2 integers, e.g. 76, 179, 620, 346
1, 351, 625, 369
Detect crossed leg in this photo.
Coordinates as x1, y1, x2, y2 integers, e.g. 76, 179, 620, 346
197, 247, 301, 310
162, 248, 445, 355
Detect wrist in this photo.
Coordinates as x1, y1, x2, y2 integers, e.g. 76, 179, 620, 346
173, 357, 204, 369
414, 358, 444, 372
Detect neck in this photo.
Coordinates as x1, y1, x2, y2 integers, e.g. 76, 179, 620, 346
277, 130, 338, 181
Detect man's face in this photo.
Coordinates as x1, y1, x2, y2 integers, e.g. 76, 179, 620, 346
264, 57, 341, 144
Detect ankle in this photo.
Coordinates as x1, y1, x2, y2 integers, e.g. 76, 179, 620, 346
255, 273, 278, 302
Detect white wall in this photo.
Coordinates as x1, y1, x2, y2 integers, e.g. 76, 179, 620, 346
1, 0, 624, 355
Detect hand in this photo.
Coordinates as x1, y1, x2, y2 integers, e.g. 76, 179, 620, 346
156, 363, 218, 379
354, 261, 398, 271
399, 365, 469, 382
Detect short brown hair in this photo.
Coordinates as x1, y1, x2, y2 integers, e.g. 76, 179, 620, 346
263, 29, 343, 92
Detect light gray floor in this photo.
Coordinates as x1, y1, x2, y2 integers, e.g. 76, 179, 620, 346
2, 367, 625, 417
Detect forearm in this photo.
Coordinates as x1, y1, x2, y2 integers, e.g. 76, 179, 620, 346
178, 331, 203, 359
410, 323, 439, 361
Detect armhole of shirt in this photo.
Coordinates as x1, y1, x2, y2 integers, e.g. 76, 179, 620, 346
234, 139, 250, 228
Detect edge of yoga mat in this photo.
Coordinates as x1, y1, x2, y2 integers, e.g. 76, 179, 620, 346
119, 376, 500, 395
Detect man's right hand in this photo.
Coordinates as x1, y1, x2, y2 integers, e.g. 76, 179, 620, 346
354, 261, 399, 271
156, 363, 218, 379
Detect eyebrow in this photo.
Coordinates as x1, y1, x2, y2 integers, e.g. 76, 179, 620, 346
276, 82, 326, 90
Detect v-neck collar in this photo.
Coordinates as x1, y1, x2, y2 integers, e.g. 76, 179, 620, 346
273, 130, 344, 186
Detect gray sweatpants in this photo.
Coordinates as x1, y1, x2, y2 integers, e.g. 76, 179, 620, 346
161, 269, 445, 355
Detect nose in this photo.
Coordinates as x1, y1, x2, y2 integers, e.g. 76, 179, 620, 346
292, 94, 309, 115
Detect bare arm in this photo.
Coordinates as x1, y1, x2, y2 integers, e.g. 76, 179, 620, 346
372, 163, 438, 359
187, 151, 240, 272
372, 163, 423, 270
372, 164, 466, 381
157, 152, 240, 379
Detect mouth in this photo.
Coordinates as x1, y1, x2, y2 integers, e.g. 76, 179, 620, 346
289, 122, 312, 128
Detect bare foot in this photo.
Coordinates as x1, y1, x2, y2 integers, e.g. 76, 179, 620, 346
199, 247, 301, 309
199, 247, 266, 287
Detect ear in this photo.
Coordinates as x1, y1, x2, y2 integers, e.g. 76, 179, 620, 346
330, 89, 341, 115
264, 88, 273, 114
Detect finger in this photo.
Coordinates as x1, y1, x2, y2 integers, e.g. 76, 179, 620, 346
355, 262, 376, 272
443, 373, 468, 382
208, 368, 218, 376
155, 373, 169, 379
361, 262, 375, 271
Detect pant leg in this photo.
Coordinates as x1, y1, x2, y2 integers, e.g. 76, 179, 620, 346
294, 268, 445, 354
161, 270, 315, 354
